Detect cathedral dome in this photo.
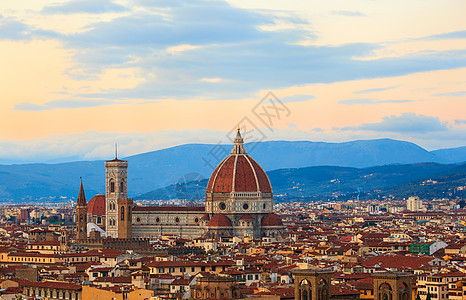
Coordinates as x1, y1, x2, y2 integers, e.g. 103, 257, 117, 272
207, 214, 232, 227
206, 129, 272, 194
261, 213, 283, 227
87, 194, 106, 215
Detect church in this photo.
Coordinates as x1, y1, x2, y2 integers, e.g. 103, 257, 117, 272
76, 128, 284, 243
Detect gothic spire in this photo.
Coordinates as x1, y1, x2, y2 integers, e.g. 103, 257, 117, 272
77, 177, 86, 206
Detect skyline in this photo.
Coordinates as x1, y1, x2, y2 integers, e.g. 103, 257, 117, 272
1, 0, 465, 164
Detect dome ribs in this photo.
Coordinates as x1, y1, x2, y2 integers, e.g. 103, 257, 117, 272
248, 157, 272, 193
212, 156, 235, 193
234, 155, 257, 192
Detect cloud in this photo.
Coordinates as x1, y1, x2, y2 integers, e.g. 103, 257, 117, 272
423, 30, 466, 40
14, 99, 117, 111
3, 0, 466, 101
332, 10, 366, 17
434, 91, 466, 97
42, 0, 128, 14
0, 15, 31, 40
339, 98, 415, 105
346, 113, 448, 134
455, 119, 466, 125
280, 94, 316, 103
354, 86, 397, 94
200, 77, 223, 83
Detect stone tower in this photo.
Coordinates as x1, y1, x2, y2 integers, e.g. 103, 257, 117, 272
76, 179, 88, 242
293, 269, 332, 300
372, 272, 413, 300
105, 156, 128, 238
117, 198, 133, 239
60, 230, 69, 252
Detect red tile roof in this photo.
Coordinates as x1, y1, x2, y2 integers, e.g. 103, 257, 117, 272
206, 155, 272, 193
262, 213, 284, 227
133, 206, 205, 212
87, 194, 106, 215
207, 214, 232, 227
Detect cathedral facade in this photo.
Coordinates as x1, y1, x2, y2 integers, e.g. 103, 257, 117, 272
77, 129, 284, 241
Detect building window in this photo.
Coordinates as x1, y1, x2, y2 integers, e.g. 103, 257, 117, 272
243, 203, 249, 210
136, 217, 141, 223
120, 181, 124, 192
156, 217, 160, 223
219, 202, 226, 210
110, 180, 115, 193
121, 206, 125, 221
175, 217, 180, 223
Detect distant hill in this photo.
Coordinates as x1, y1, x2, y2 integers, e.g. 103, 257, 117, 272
431, 146, 466, 163
383, 163, 466, 200
0, 139, 465, 201
136, 162, 465, 202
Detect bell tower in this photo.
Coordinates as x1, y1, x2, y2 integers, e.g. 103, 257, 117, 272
105, 148, 128, 238
293, 269, 332, 300
76, 179, 88, 242
118, 198, 133, 239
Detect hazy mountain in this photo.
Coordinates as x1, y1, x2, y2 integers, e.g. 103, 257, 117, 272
0, 139, 465, 201
431, 146, 466, 163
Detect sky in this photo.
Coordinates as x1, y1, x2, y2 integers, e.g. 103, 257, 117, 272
0, 0, 465, 164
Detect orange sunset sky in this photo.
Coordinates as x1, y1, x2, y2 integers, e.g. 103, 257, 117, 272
0, 0, 465, 163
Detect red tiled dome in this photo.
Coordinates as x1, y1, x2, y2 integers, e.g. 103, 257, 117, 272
200, 214, 210, 221
206, 155, 272, 193
261, 213, 283, 227
239, 214, 253, 221
87, 194, 106, 215
207, 214, 232, 227
206, 128, 272, 194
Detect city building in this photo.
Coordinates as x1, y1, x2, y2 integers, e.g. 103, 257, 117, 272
407, 196, 426, 212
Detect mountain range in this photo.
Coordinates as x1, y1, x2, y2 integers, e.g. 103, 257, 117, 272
0, 138, 464, 202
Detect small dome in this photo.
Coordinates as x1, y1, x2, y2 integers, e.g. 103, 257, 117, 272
207, 214, 232, 227
87, 194, 106, 215
261, 213, 283, 227
239, 214, 253, 221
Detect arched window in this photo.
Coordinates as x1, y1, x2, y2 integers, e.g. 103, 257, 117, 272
120, 181, 124, 192
121, 206, 125, 221
110, 180, 115, 193
97, 216, 101, 224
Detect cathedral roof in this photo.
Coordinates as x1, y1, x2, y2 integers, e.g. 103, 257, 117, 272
261, 213, 283, 227
87, 194, 106, 215
207, 214, 232, 227
206, 129, 272, 194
